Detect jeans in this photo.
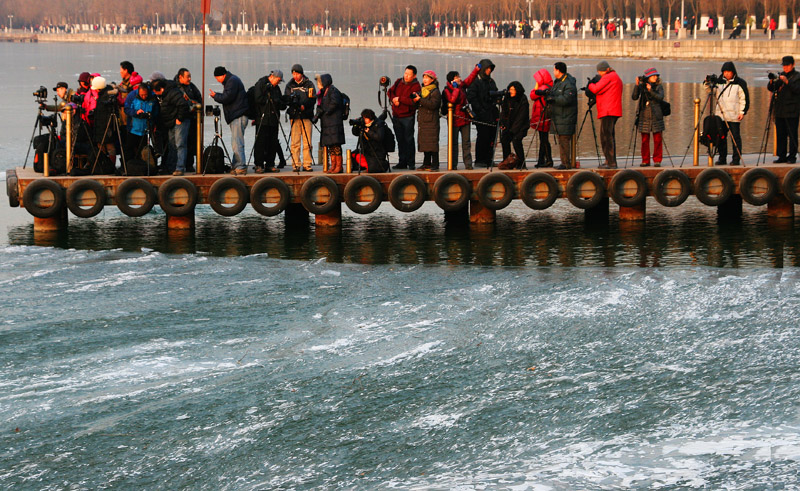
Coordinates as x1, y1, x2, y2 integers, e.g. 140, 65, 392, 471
600, 116, 619, 166
166, 121, 190, 172
393, 116, 416, 168
229, 115, 248, 170
449, 123, 473, 169
775, 116, 799, 161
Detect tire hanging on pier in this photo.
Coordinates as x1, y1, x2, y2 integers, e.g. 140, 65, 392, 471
608, 169, 648, 208
694, 168, 734, 206
250, 177, 291, 216
344, 176, 384, 214
476, 172, 515, 210
6, 169, 19, 208
158, 177, 198, 217
208, 177, 249, 216
519, 172, 560, 210
739, 168, 778, 206
66, 179, 107, 218
116, 178, 157, 217
433, 173, 472, 212
652, 170, 692, 207
300, 176, 340, 215
22, 179, 65, 219
565, 171, 606, 209
388, 174, 428, 212
781, 167, 800, 204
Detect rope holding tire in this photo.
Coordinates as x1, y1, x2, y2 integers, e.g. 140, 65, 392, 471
781, 167, 800, 204
519, 172, 560, 210
158, 177, 198, 217
209, 177, 249, 216
652, 170, 692, 207
250, 177, 291, 216
388, 174, 428, 212
300, 176, 340, 215
116, 178, 157, 217
476, 172, 515, 210
609, 169, 648, 208
739, 168, 778, 206
433, 173, 472, 212
66, 179, 107, 218
344, 175, 384, 214
694, 168, 734, 206
22, 179, 66, 219
565, 171, 606, 209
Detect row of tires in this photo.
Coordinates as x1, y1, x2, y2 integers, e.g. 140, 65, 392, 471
19, 167, 800, 220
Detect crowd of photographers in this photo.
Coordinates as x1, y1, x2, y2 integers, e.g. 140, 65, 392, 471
34, 54, 800, 176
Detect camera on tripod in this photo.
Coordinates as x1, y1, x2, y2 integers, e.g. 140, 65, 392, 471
379, 75, 391, 87
349, 117, 365, 130
71, 93, 85, 105
705, 74, 725, 85
489, 89, 508, 102
205, 105, 222, 117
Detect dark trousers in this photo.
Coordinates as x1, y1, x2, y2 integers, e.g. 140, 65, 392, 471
537, 130, 552, 165
423, 151, 439, 169
475, 123, 496, 166
775, 116, 799, 161
449, 123, 473, 169
718, 121, 742, 163
125, 132, 146, 163
393, 116, 416, 168
600, 116, 619, 166
557, 134, 573, 168
500, 133, 525, 166
254, 125, 280, 169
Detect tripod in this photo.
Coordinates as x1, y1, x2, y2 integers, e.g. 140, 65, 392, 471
625, 85, 646, 168
575, 101, 603, 165
203, 113, 232, 175
757, 90, 778, 166
23, 98, 58, 169
92, 105, 127, 175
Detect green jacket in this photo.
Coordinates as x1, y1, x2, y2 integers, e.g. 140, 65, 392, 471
548, 73, 578, 135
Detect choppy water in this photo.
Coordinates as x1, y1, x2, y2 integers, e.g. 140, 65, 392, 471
2, 43, 800, 489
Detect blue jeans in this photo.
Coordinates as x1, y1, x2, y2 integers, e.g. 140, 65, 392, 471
392, 116, 416, 168
167, 121, 190, 172
229, 115, 248, 170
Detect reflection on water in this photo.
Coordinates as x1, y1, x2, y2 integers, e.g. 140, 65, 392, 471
9, 201, 800, 268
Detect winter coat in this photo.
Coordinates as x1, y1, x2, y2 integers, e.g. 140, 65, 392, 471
632, 78, 665, 133
315, 74, 346, 147
443, 65, 480, 127
125, 87, 159, 137
117, 71, 143, 106
284, 75, 316, 120
548, 72, 578, 135
769, 69, 800, 118
416, 80, 442, 153
705, 77, 746, 122
353, 118, 389, 172
92, 86, 120, 143
529, 68, 553, 132
388, 76, 421, 119
211, 72, 248, 124
467, 59, 499, 123
500, 82, 529, 141
253, 76, 286, 127
174, 76, 202, 107
588, 69, 623, 118
157, 81, 192, 131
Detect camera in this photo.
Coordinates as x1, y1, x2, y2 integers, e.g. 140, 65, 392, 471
379, 75, 391, 87
38, 114, 57, 128
349, 117, 365, 129
490, 89, 508, 101
33, 86, 48, 100
705, 74, 725, 85
205, 105, 221, 117
768, 72, 778, 80
71, 93, 85, 105
534, 88, 551, 97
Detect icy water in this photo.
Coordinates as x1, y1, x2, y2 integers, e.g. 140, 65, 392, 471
2, 44, 800, 488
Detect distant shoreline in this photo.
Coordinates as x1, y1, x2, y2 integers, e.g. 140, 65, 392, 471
12, 32, 796, 63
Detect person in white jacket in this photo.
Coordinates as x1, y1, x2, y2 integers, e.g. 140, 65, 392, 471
704, 61, 749, 165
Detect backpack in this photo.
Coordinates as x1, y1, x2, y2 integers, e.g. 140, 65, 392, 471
245, 84, 258, 120
339, 92, 351, 120
33, 133, 57, 173
382, 121, 396, 153
700, 115, 726, 147
202, 145, 229, 174
660, 100, 671, 117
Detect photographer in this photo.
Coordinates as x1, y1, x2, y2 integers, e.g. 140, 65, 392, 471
467, 59, 499, 167
175, 68, 202, 172
529, 69, 553, 168
351, 109, 389, 173
314, 73, 346, 174
704, 61, 748, 165
284, 64, 316, 172
768, 56, 800, 163
123, 82, 158, 164
153, 78, 191, 175
116, 61, 142, 132
387, 65, 421, 170
547, 62, 578, 169
587, 61, 623, 169
252, 69, 287, 173
43, 82, 75, 113
632, 68, 665, 167
498, 81, 529, 170
412, 70, 442, 171
442, 64, 480, 170
210, 66, 249, 175
87, 76, 121, 168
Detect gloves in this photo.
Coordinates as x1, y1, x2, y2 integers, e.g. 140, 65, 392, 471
476, 62, 482, 69
452, 82, 459, 89
589, 75, 601, 84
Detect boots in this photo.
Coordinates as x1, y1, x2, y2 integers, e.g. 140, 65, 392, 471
326, 154, 343, 174
497, 154, 517, 170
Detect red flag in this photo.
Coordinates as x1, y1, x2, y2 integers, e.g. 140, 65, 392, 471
202, 0, 210, 15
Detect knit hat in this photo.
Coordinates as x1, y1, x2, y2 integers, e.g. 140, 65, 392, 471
270, 69, 284, 81
423, 70, 437, 80
291, 64, 304, 74
720, 61, 737, 74
782, 56, 795, 66
53, 82, 68, 91
149, 71, 166, 81
596, 61, 610, 72
91, 76, 107, 91
213, 66, 227, 77
643, 67, 659, 78
78, 72, 92, 84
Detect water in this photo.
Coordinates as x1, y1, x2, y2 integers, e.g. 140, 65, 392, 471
2, 43, 800, 489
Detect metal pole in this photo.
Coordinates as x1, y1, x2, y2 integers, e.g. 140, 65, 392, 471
323, 146, 329, 172
346, 149, 352, 173
693, 98, 700, 166
156, 13, 159, 34
773, 121, 778, 156
195, 104, 203, 173
571, 134, 577, 168
65, 106, 73, 174
44, 153, 49, 177
447, 103, 454, 170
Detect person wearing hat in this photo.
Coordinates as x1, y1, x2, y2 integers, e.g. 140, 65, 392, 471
153, 78, 192, 176
546, 62, 578, 169
768, 56, 800, 163
587, 61, 623, 169
87, 76, 121, 170
210, 66, 249, 174
251, 69, 287, 173
467, 59, 499, 167
43, 82, 75, 113
314, 74, 346, 174
77, 72, 93, 95
632, 68, 666, 167
443, 64, 480, 170
704, 61, 748, 165
498, 81, 529, 169
412, 70, 442, 170
388, 65, 422, 170
284, 64, 316, 171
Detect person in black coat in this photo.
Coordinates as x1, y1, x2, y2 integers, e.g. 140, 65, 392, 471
252, 70, 287, 172
314, 73, 346, 174
351, 109, 389, 173
174, 68, 202, 172
498, 81, 529, 169
769, 56, 800, 163
153, 78, 192, 175
467, 58, 499, 167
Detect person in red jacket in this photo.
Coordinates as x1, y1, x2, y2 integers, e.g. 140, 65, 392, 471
443, 64, 480, 169
587, 60, 623, 169
530, 68, 553, 167
388, 65, 422, 170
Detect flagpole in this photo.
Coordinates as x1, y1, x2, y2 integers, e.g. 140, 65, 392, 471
201, 0, 209, 172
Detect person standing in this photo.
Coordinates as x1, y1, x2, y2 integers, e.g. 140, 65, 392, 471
498, 81, 529, 169
153, 78, 191, 175
547, 62, 578, 169
314, 74, 346, 174
209, 66, 249, 175
468, 59, 499, 167
587, 61, 623, 169
124, 83, 159, 164
530, 68, 553, 168
413, 70, 442, 171
174, 68, 202, 172
632, 68, 666, 167
252, 69, 286, 173
387, 65, 421, 170
704, 61, 748, 165
284, 64, 316, 171
442, 64, 480, 169
769, 56, 800, 163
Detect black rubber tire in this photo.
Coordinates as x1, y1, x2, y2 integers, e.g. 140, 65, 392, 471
476, 172, 515, 210
116, 178, 157, 217
609, 169, 648, 207
6, 169, 19, 208
344, 175, 384, 214
519, 172, 560, 210
250, 177, 291, 216
22, 179, 65, 219
158, 177, 198, 217
565, 171, 606, 209
433, 173, 472, 211
694, 168, 734, 206
209, 177, 249, 216
652, 170, 692, 207
66, 179, 107, 218
388, 174, 428, 212
781, 167, 800, 204
300, 176, 340, 215
739, 168, 778, 206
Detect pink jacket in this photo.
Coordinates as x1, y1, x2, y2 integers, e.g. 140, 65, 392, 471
588, 70, 623, 118
529, 68, 552, 132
